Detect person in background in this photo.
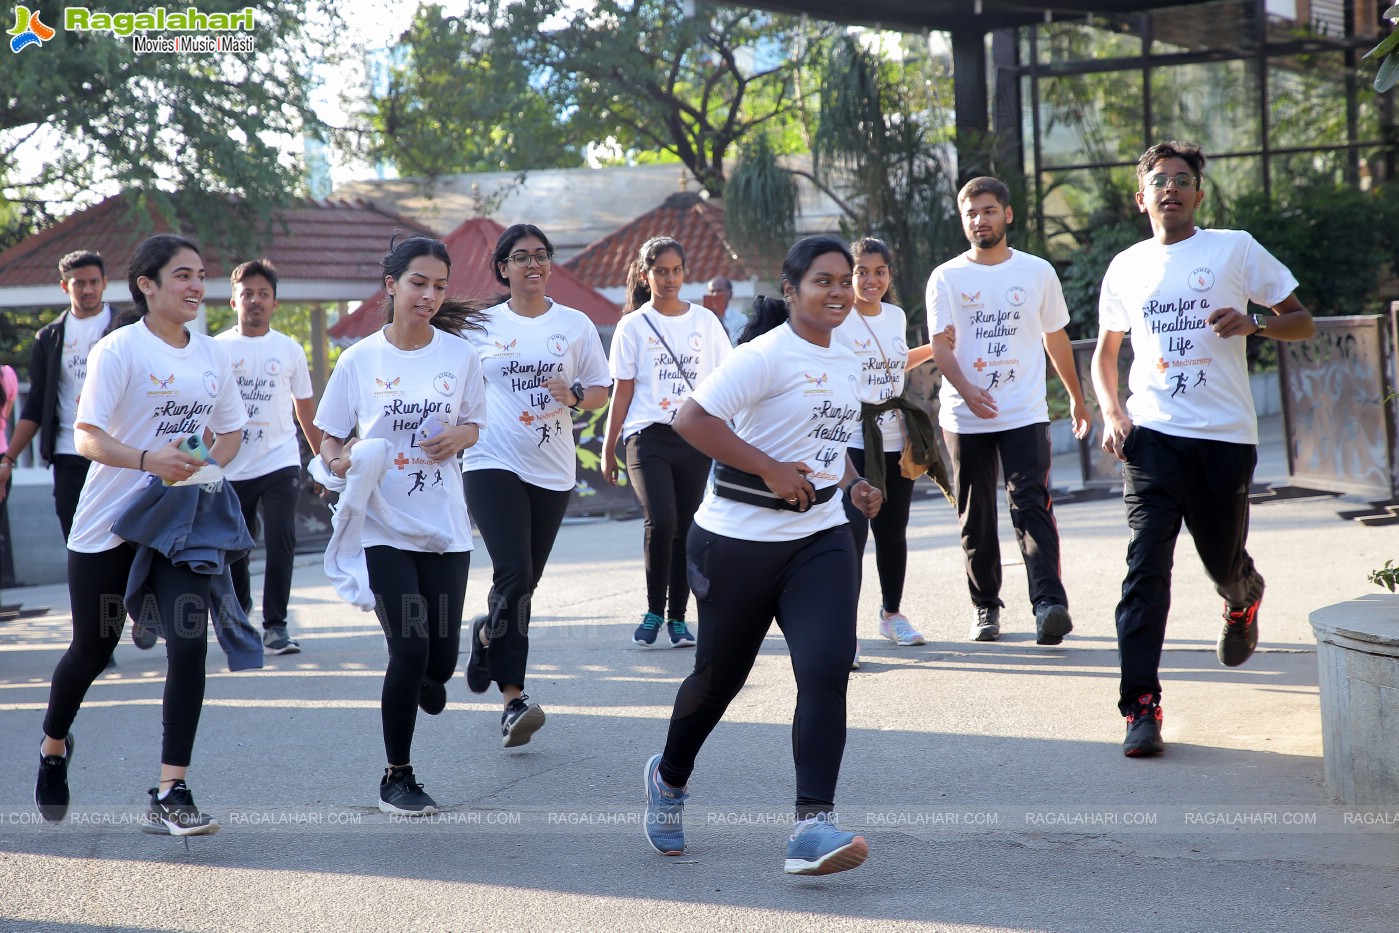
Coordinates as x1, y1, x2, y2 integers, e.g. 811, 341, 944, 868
702, 276, 746, 344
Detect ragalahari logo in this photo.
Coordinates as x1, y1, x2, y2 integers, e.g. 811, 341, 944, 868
9, 5, 54, 52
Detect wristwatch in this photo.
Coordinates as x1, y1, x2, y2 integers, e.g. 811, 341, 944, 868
569, 381, 585, 410
1251, 313, 1269, 335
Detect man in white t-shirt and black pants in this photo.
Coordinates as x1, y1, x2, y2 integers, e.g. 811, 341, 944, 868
927, 177, 1091, 647
215, 260, 321, 655
1092, 141, 1315, 757
0, 250, 118, 542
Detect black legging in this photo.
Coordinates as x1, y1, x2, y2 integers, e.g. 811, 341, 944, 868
465, 469, 572, 689
45, 545, 211, 767
365, 546, 469, 765
659, 524, 857, 819
623, 423, 710, 620
841, 447, 915, 614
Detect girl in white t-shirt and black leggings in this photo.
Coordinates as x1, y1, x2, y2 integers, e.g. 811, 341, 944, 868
316, 235, 488, 815
461, 224, 610, 748
642, 236, 882, 876
34, 234, 247, 835
602, 236, 730, 649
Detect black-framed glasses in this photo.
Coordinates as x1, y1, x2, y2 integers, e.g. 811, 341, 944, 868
1147, 172, 1198, 190
508, 250, 553, 268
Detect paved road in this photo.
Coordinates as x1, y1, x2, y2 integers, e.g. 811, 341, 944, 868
1, 420, 1396, 932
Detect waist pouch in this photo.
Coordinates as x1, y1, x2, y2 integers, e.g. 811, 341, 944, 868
713, 463, 837, 512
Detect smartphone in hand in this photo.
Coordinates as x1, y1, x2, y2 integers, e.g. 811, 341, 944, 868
177, 434, 210, 461
417, 415, 445, 443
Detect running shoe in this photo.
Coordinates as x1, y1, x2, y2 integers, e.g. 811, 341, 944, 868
1123, 695, 1165, 758
35, 733, 73, 823
633, 612, 664, 647
643, 753, 687, 855
501, 695, 545, 748
142, 781, 220, 836
969, 606, 1001, 642
378, 766, 437, 816
1218, 595, 1261, 667
666, 618, 696, 648
263, 625, 301, 656
464, 614, 491, 694
784, 813, 869, 875
878, 611, 925, 646
1034, 603, 1073, 646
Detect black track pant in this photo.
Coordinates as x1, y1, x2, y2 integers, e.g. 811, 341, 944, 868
465, 469, 571, 690
51, 454, 92, 543
229, 465, 301, 628
624, 423, 710, 620
1115, 427, 1263, 714
842, 447, 915, 614
365, 546, 468, 765
46, 545, 210, 767
944, 422, 1067, 612
659, 524, 857, 818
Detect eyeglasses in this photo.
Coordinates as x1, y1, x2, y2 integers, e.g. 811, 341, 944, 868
508, 250, 553, 268
1147, 172, 1198, 190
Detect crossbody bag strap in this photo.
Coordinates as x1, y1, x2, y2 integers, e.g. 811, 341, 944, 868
640, 311, 695, 392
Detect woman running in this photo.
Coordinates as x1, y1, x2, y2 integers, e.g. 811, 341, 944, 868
834, 237, 936, 654
315, 235, 487, 815
34, 234, 247, 835
462, 224, 610, 748
601, 236, 730, 649
642, 235, 882, 876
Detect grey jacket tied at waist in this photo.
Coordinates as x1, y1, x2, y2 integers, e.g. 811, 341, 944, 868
111, 474, 263, 672
859, 395, 954, 506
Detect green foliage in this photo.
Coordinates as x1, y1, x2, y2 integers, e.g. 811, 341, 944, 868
204, 304, 342, 373
0, 0, 333, 251
725, 134, 798, 273
1372, 560, 1399, 592
1366, 6, 1399, 91
349, 2, 580, 178
1058, 220, 1146, 339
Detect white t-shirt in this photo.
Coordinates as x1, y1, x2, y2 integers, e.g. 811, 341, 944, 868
314, 328, 486, 552
463, 301, 611, 492
55, 305, 113, 456
609, 303, 731, 440
927, 250, 1069, 435
215, 328, 314, 481
1099, 228, 1297, 445
835, 302, 908, 452
690, 323, 866, 543
68, 318, 247, 553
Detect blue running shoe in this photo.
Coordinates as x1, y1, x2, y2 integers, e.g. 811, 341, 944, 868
784, 813, 869, 875
633, 613, 664, 648
666, 618, 696, 648
643, 753, 687, 855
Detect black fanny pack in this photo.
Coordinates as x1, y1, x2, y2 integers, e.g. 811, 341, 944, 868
712, 463, 838, 512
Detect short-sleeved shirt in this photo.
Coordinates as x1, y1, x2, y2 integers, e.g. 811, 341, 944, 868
689, 322, 866, 542
314, 328, 486, 553
834, 302, 908, 451
926, 250, 1069, 435
463, 301, 611, 492
1099, 228, 1297, 445
609, 303, 731, 440
214, 328, 314, 480
55, 305, 113, 456
69, 319, 248, 553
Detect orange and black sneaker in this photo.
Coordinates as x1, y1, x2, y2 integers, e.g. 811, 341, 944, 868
1218, 596, 1262, 667
1123, 695, 1164, 757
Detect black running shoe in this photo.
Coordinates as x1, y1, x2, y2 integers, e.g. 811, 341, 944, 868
418, 678, 447, 715
464, 614, 491, 694
501, 695, 545, 748
379, 766, 437, 815
1218, 595, 1261, 667
1035, 603, 1073, 646
1123, 695, 1165, 758
263, 625, 302, 656
35, 733, 73, 823
142, 781, 220, 836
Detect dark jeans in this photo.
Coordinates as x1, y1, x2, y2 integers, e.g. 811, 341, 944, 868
365, 546, 469, 765
46, 545, 210, 767
229, 466, 301, 628
1115, 426, 1263, 714
51, 454, 92, 543
660, 524, 857, 818
842, 448, 915, 614
944, 422, 1067, 612
465, 469, 572, 690
624, 423, 710, 620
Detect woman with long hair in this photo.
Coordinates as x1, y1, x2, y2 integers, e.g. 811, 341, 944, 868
34, 233, 247, 835
642, 236, 882, 876
601, 236, 730, 649
315, 234, 487, 815
834, 237, 936, 655
461, 224, 610, 748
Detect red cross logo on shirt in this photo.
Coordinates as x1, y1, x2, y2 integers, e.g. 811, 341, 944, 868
393, 452, 409, 470
519, 410, 536, 426
1155, 357, 1169, 374
659, 397, 671, 410
973, 357, 988, 372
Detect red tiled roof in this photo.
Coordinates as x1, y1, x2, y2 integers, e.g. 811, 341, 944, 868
330, 216, 621, 341
0, 193, 439, 288
564, 193, 758, 289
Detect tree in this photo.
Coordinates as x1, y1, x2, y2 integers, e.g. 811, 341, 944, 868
347, 2, 581, 179
505, 0, 832, 197
0, 0, 335, 250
